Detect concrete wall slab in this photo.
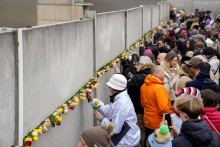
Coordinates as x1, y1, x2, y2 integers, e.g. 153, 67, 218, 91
95, 11, 125, 70
0, 32, 16, 147
151, 5, 160, 29
127, 7, 143, 48
143, 5, 152, 33
22, 20, 94, 146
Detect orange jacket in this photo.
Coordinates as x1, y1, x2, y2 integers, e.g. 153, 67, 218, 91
140, 74, 173, 130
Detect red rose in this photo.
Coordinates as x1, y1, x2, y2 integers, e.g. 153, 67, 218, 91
25, 141, 32, 146
110, 65, 113, 68
70, 106, 75, 110
94, 81, 97, 83
89, 85, 92, 89
56, 121, 61, 126
116, 61, 119, 64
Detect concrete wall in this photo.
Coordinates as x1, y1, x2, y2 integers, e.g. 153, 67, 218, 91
0, 0, 38, 28
152, 5, 160, 29
143, 5, 152, 33
22, 20, 94, 146
167, 0, 220, 18
158, 2, 164, 22
0, 3, 169, 146
127, 7, 143, 48
95, 11, 125, 70
0, 31, 16, 147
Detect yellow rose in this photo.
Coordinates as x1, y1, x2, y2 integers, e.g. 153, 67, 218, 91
82, 97, 86, 101
96, 83, 99, 86
37, 128, 42, 134
58, 108, 63, 114
33, 136, 38, 142
98, 75, 102, 78
121, 56, 124, 59
74, 98, 79, 103
55, 115, 59, 120
93, 85, 97, 89
24, 137, 32, 142
58, 117, 62, 122
95, 100, 99, 105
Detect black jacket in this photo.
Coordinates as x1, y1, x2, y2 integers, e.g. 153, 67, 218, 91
127, 63, 154, 114
172, 119, 220, 147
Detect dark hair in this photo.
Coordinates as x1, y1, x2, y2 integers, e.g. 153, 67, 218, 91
216, 93, 220, 104
178, 33, 186, 39
197, 62, 210, 73
203, 47, 216, 55
150, 46, 159, 60
201, 89, 217, 107
199, 29, 206, 36
158, 37, 165, 43
187, 39, 195, 51
205, 31, 212, 38
175, 40, 186, 55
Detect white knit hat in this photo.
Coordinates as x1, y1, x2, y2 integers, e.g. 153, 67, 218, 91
106, 74, 127, 90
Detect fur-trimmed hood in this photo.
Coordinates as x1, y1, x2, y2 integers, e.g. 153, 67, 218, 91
137, 63, 155, 72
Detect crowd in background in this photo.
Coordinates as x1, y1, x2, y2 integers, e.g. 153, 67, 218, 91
77, 8, 220, 147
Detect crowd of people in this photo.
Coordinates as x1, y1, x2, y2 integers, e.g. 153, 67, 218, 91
77, 8, 220, 147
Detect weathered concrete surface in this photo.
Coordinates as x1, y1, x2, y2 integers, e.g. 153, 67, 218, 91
167, 0, 220, 18
143, 5, 152, 33
22, 20, 94, 146
95, 11, 125, 70
158, 2, 164, 21
152, 5, 160, 29
127, 7, 143, 48
85, 0, 163, 13
0, 31, 16, 147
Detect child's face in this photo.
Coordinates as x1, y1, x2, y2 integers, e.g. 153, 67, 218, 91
216, 103, 220, 111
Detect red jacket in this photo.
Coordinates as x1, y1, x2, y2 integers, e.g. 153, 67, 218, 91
201, 107, 220, 140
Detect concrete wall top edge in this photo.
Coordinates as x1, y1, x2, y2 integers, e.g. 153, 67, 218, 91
127, 6, 142, 11
97, 9, 126, 15
22, 19, 93, 31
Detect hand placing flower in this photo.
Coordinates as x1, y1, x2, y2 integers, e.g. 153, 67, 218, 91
94, 111, 103, 121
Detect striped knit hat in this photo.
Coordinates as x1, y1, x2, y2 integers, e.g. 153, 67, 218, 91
175, 87, 200, 97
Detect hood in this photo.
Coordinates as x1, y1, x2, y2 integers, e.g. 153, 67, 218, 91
137, 63, 155, 72
203, 79, 219, 92
144, 74, 165, 86
196, 72, 210, 80
181, 119, 214, 145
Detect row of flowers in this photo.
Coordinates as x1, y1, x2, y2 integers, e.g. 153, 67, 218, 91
96, 28, 157, 78
22, 27, 157, 147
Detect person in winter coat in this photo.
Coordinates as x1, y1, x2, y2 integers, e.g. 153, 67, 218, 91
140, 65, 173, 146
127, 56, 154, 147
176, 23, 190, 39
121, 52, 140, 80
204, 47, 219, 84
77, 123, 114, 147
89, 74, 140, 147
186, 62, 213, 90
171, 95, 219, 147
170, 87, 201, 140
200, 89, 220, 140
161, 51, 181, 101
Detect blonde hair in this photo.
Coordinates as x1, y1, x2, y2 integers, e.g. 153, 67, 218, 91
175, 95, 203, 119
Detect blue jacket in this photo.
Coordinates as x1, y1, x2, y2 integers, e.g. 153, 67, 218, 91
185, 72, 210, 90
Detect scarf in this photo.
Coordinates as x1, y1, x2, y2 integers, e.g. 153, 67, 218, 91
109, 89, 126, 103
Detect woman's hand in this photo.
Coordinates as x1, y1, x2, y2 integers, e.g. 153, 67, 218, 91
94, 111, 103, 120
114, 66, 120, 74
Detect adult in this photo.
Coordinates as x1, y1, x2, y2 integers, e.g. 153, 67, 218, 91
194, 34, 207, 48
171, 95, 219, 147
176, 23, 190, 38
200, 89, 220, 140
175, 40, 186, 55
211, 28, 219, 42
127, 56, 154, 147
203, 47, 219, 84
186, 39, 195, 52
89, 74, 140, 147
185, 62, 218, 91
141, 65, 173, 145
154, 26, 162, 44
205, 31, 214, 47
77, 123, 114, 147
156, 53, 167, 65
161, 51, 180, 101
158, 37, 171, 53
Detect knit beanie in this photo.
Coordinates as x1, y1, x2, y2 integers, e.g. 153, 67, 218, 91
81, 123, 114, 147
175, 87, 200, 97
147, 125, 171, 147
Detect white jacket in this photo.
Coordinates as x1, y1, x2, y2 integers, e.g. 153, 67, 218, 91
208, 56, 219, 84
90, 90, 140, 147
